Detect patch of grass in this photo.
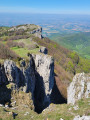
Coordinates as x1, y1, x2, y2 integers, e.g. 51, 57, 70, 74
14, 38, 33, 45
11, 47, 39, 58
0, 82, 90, 120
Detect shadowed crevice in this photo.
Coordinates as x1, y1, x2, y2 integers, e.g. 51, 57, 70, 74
51, 79, 67, 104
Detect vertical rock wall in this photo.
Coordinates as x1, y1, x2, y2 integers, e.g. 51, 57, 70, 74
33, 54, 54, 112
0, 64, 7, 85
67, 73, 90, 104
0, 53, 54, 112
4, 58, 36, 96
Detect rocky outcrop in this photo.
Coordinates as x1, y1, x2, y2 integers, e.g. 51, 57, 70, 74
0, 53, 54, 112
30, 27, 42, 39
4, 60, 19, 83
39, 47, 48, 54
73, 115, 90, 120
4, 57, 36, 95
33, 54, 54, 109
8, 24, 42, 39
67, 73, 90, 104
23, 57, 36, 94
9, 24, 41, 32
0, 64, 7, 85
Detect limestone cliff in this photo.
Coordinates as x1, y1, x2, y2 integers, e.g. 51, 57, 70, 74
29, 27, 42, 39
0, 64, 7, 85
4, 57, 36, 96
67, 73, 90, 104
0, 53, 54, 112
33, 54, 54, 112
8, 24, 42, 39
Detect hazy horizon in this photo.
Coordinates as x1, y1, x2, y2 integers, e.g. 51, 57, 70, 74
0, 13, 90, 26
0, 0, 90, 15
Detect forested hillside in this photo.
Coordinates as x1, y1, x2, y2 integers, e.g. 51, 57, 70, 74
49, 32, 90, 59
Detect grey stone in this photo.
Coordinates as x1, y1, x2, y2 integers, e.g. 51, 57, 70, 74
73, 105, 79, 110
39, 47, 48, 54
11, 101, 16, 107
5, 105, 9, 108
60, 118, 64, 120
30, 27, 42, 39
33, 54, 54, 107
9, 24, 42, 39
4, 60, 19, 83
0, 104, 4, 107
1, 53, 54, 112
24, 112, 29, 116
4, 58, 36, 96
73, 115, 90, 120
67, 73, 90, 105
23, 56, 36, 95
11, 107, 18, 110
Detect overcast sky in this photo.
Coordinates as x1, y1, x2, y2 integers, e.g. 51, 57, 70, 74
0, 0, 90, 14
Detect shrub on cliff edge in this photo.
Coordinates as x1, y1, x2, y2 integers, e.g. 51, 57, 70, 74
0, 42, 18, 59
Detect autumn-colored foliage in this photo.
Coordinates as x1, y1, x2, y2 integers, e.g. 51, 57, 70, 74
0, 42, 18, 59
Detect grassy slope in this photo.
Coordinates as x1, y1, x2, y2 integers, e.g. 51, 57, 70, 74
49, 32, 90, 59
0, 98, 90, 120
10, 39, 40, 58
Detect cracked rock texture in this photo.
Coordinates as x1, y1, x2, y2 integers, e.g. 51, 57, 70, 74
34, 54, 54, 101
0, 53, 54, 112
67, 73, 90, 104
4, 57, 36, 95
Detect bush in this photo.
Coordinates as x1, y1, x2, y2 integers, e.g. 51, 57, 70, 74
3, 36, 9, 41
6, 41, 25, 48
0, 42, 18, 59
18, 42, 25, 48
68, 51, 79, 64
27, 44, 39, 50
6, 41, 18, 47
3, 35, 30, 41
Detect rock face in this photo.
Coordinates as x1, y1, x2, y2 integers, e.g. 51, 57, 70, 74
34, 54, 54, 98
0, 53, 54, 112
4, 58, 36, 95
67, 73, 90, 104
8, 24, 42, 39
0, 64, 7, 85
39, 47, 48, 54
4, 60, 19, 83
23, 56, 36, 94
73, 115, 90, 120
33, 54, 54, 112
30, 27, 42, 39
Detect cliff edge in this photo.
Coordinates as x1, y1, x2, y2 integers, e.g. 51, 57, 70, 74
0, 53, 54, 113
67, 73, 90, 104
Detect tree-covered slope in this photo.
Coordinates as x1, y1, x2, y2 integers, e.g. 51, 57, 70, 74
49, 32, 90, 59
